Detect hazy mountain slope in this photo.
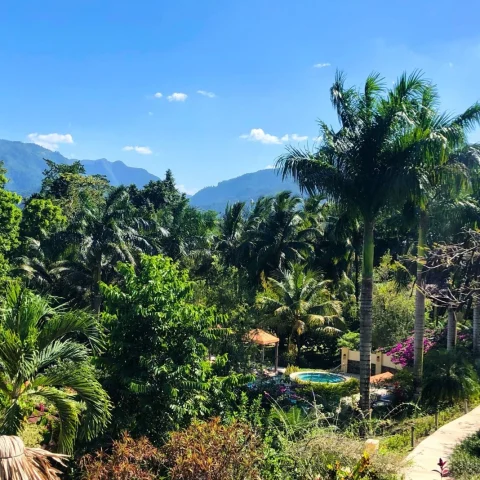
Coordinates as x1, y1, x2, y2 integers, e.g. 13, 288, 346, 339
0, 139, 159, 196
189, 169, 300, 212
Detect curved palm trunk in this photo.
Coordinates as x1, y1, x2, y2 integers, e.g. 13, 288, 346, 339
474, 298, 480, 356
447, 308, 457, 350
359, 219, 374, 412
414, 209, 427, 392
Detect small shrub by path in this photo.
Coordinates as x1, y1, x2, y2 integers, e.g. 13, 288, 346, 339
449, 429, 480, 480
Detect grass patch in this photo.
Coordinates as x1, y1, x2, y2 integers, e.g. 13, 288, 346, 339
449, 430, 480, 480
380, 400, 480, 455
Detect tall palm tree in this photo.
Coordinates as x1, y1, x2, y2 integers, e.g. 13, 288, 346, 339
257, 262, 343, 357
407, 86, 480, 390
216, 201, 246, 266
277, 71, 433, 410
52, 187, 153, 312
0, 284, 111, 453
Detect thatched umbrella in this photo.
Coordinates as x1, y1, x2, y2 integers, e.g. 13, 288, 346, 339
0, 436, 67, 479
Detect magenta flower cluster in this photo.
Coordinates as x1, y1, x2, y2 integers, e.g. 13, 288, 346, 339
385, 330, 436, 367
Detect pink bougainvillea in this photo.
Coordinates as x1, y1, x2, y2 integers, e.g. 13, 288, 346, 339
385, 329, 437, 367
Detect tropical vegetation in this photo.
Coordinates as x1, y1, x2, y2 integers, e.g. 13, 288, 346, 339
0, 70, 478, 478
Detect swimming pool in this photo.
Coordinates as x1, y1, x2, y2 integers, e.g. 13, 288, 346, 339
291, 371, 346, 384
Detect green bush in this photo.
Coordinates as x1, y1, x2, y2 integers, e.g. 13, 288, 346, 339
296, 378, 359, 405
337, 331, 360, 350
450, 430, 480, 480
284, 364, 300, 376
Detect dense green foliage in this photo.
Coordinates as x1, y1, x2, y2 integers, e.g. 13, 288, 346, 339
450, 430, 480, 480
1, 70, 480, 479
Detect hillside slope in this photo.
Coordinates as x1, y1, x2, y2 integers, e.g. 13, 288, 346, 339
189, 169, 300, 212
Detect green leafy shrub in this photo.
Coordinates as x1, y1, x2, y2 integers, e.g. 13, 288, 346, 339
449, 430, 480, 480
296, 378, 359, 406
284, 364, 300, 376
337, 331, 360, 350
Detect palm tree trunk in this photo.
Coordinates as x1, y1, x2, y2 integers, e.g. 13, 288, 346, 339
447, 308, 457, 350
359, 219, 374, 412
473, 298, 480, 355
92, 253, 102, 314
414, 209, 427, 392
354, 249, 360, 303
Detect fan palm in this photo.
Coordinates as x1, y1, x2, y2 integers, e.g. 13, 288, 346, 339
257, 262, 343, 357
277, 70, 434, 409
0, 284, 111, 453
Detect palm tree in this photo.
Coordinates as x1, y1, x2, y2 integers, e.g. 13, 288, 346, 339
0, 284, 111, 453
407, 87, 480, 390
422, 348, 479, 408
253, 191, 320, 281
52, 187, 153, 312
257, 262, 343, 358
277, 71, 433, 410
216, 201, 246, 266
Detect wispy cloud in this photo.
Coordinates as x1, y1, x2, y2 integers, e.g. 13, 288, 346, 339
265, 164, 275, 169
240, 129, 309, 145
197, 90, 216, 98
154, 92, 163, 98
122, 145, 153, 155
240, 128, 282, 145
27, 133, 74, 151
313, 63, 330, 68
281, 134, 309, 142
168, 92, 188, 102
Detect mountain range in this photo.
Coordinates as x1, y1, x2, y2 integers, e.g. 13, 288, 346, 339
0, 139, 299, 211
0, 139, 159, 197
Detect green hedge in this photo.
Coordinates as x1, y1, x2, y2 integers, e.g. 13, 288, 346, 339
295, 378, 359, 404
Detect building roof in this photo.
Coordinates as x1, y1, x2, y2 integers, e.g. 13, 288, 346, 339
246, 328, 279, 346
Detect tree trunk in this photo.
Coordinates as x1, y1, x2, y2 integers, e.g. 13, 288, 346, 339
359, 219, 374, 412
92, 253, 102, 314
473, 298, 480, 355
414, 209, 427, 392
354, 249, 360, 303
447, 308, 457, 350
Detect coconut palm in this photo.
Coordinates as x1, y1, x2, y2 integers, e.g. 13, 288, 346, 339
277, 71, 433, 409
51, 186, 153, 312
257, 262, 343, 357
253, 191, 320, 281
0, 284, 111, 453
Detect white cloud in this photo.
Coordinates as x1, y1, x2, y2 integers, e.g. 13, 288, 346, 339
154, 92, 163, 98
178, 184, 198, 196
265, 164, 275, 169
197, 90, 216, 98
27, 133, 74, 151
122, 145, 153, 155
313, 63, 331, 68
167, 92, 188, 102
241, 129, 309, 145
240, 128, 282, 145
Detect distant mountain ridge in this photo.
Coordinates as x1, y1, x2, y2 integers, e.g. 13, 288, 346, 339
189, 168, 300, 212
0, 139, 300, 211
0, 139, 159, 197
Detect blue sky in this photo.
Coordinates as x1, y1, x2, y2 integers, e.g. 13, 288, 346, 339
0, 0, 479, 194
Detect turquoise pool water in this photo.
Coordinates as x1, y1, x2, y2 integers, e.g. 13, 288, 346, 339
296, 372, 345, 384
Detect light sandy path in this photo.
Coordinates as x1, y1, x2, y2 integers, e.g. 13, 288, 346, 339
403, 405, 480, 479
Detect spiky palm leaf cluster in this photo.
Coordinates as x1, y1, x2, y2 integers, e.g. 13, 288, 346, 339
0, 284, 111, 453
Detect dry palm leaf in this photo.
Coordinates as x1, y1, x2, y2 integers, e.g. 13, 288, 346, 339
0, 436, 67, 480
